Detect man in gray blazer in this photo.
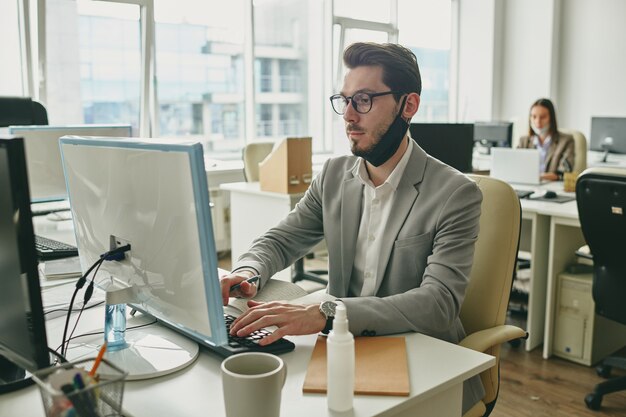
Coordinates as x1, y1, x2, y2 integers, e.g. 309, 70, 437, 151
221, 42, 484, 412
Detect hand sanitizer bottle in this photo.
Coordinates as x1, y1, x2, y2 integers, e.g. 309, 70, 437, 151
327, 304, 355, 411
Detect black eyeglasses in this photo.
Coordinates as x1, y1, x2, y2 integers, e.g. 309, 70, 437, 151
329, 91, 401, 115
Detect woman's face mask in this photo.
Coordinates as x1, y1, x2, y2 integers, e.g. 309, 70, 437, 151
530, 104, 551, 137
532, 124, 550, 136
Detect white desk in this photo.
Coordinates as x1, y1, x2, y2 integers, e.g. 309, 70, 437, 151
509, 181, 585, 358
4, 302, 494, 417
17, 199, 495, 416
220, 182, 305, 282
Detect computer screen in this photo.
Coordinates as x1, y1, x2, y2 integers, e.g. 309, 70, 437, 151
589, 117, 626, 154
8, 124, 132, 202
60, 137, 224, 379
0, 137, 51, 393
473, 121, 513, 149
409, 123, 474, 173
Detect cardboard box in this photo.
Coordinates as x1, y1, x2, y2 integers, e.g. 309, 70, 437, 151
259, 137, 312, 194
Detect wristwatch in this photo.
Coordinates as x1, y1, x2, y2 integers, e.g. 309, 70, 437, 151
319, 301, 338, 334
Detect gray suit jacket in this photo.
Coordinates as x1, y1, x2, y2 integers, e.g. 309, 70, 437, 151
233, 143, 484, 411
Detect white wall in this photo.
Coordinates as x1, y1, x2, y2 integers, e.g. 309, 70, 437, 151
456, 0, 496, 122
498, 0, 557, 143
557, 0, 626, 139
457, 0, 626, 145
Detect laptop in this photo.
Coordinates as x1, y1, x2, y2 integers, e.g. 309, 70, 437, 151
490, 148, 544, 185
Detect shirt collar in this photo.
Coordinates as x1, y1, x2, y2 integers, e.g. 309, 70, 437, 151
532, 134, 552, 148
354, 136, 414, 191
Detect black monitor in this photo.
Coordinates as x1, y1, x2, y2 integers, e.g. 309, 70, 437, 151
473, 121, 513, 154
0, 137, 51, 393
409, 123, 474, 173
589, 117, 626, 162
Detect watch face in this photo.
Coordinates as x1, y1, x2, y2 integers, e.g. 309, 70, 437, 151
320, 301, 337, 318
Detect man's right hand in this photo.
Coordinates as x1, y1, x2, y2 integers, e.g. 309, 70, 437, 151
219, 271, 259, 306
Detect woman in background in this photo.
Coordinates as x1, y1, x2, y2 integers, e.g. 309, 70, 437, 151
518, 98, 575, 181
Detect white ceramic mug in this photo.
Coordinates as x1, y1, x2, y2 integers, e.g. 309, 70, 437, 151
221, 352, 287, 417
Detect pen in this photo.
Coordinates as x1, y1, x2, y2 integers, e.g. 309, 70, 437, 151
89, 343, 107, 377
62, 380, 97, 417
73, 372, 86, 390
229, 275, 260, 292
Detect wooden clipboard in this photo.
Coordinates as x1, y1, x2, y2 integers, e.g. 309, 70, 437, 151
302, 335, 410, 396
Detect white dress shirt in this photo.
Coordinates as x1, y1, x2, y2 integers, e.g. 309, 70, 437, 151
532, 134, 552, 173
349, 137, 414, 297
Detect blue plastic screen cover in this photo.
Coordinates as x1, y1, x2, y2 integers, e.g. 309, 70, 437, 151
59, 136, 227, 347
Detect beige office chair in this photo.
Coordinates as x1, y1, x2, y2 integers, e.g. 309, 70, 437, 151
242, 142, 275, 182
560, 129, 587, 173
241, 142, 328, 285
461, 175, 528, 417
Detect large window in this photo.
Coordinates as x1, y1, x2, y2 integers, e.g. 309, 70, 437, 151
21, 0, 454, 157
154, 0, 247, 154
398, 0, 452, 122
45, 1, 142, 131
253, 0, 324, 150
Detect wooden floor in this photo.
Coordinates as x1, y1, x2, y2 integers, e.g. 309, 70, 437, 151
491, 339, 626, 416
220, 254, 626, 416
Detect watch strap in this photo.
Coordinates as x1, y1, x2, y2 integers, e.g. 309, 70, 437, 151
322, 316, 333, 334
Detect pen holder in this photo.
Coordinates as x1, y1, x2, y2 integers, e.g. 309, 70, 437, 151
33, 357, 127, 417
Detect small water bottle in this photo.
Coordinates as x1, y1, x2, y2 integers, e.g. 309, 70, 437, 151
327, 304, 355, 412
104, 303, 127, 351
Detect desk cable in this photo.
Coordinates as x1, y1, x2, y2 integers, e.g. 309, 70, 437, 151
60, 245, 131, 356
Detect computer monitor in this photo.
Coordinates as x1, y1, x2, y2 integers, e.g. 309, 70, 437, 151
0, 137, 51, 393
8, 124, 132, 202
409, 123, 474, 173
59, 137, 225, 379
473, 121, 513, 153
589, 117, 626, 162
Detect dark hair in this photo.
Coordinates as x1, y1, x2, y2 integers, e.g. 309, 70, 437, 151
528, 98, 559, 138
343, 42, 422, 100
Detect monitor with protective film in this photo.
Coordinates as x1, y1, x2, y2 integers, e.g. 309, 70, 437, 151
60, 137, 222, 379
8, 124, 132, 202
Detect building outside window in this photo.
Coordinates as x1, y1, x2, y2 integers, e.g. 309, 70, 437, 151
40, 0, 453, 158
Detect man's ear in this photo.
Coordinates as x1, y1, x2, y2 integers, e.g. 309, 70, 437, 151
402, 93, 420, 119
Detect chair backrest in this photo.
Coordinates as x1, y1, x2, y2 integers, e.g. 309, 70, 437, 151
461, 175, 521, 405
242, 142, 274, 182
560, 129, 587, 173
0, 96, 48, 127
576, 167, 626, 325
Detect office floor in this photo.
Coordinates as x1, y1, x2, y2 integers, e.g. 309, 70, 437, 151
218, 252, 626, 416
494, 340, 626, 417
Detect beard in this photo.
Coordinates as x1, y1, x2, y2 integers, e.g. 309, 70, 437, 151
347, 96, 409, 166
348, 124, 388, 158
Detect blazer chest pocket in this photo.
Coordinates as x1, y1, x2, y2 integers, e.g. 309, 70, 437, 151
389, 232, 433, 285
394, 232, 433, 249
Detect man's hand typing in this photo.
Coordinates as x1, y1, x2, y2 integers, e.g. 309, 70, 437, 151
229, 300, 326, 346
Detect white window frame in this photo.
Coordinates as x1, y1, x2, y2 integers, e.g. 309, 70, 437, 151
22, 0, 157, 136
20, 0, 459, 148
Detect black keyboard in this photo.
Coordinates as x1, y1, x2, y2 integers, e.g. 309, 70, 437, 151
211, 313, 295, 357
35, 235, 79, 260
514, 189, 533, 199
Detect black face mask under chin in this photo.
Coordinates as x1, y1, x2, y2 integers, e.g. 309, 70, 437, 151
360, 96, 409, 167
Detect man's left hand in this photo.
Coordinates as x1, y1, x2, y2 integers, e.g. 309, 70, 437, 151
229, 301, 326, 346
